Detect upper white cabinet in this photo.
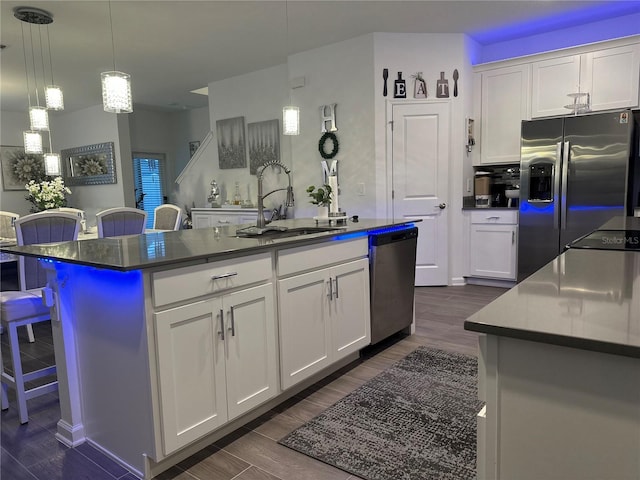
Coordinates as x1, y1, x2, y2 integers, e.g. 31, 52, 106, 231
475, 64, 531, 165
531, 44, 640, 118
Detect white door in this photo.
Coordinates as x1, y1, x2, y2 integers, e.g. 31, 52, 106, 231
392, 101, 450, 286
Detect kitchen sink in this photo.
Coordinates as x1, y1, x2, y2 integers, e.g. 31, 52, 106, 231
234, 225, 345, 239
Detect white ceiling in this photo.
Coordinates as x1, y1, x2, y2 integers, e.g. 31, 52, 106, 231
1, 1, 638, 114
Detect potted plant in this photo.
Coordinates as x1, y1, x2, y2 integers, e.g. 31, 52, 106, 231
307, 184, 332, 218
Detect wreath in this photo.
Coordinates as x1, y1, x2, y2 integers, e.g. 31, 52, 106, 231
318, 132, 339, 159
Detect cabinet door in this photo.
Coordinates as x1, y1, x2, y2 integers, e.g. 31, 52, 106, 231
531, 55, 581, 118
330, 259, 371, 361
224, 284, 278, 420
469, 224, 517, 280
584, 44, 640, 111
155, 299, 228, 454
478, 65, 531, 164
278, 268, 332, 389
192, 213, 215, 229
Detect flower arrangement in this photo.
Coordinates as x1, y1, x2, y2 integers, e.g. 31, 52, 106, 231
25, 177, 72, 213
306, 184, 332, 207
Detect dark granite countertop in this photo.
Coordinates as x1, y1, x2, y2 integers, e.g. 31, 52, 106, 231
0, 218, 416, 272
465, 217, 640, 358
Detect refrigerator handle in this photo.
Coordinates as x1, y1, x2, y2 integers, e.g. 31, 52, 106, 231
554, 142, 562, 230
560, 141, 570, 230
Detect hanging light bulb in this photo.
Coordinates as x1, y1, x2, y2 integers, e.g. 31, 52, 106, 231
101, 71, 132, 113
29, 105, 49, 131
23, 131, 43, 154
45, 86, 64, 110
101, 2, 133, 113
45, 24, 63, 110
283, 106, 300, 136
44, 152, 61, 176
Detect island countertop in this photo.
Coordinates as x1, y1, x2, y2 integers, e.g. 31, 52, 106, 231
464, 247, 640, 358
0, 218, 416, 271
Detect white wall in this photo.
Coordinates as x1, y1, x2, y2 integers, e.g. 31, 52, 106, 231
478, 13, 640, 64
0, 111, 33, 215
171, 106, 210, 180
173, 64, 288, 213
288, 34, 375, 219
52, 105, 131, 224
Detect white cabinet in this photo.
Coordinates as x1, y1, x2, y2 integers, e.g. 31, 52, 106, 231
468, 210, 518, 280
277, 239, 370, 390
475, 64, 531, 165
192, 208, 258, 229
531, 44, 640, 118
153, 257, 277, 455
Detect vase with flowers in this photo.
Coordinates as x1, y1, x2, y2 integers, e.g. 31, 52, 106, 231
25, 177, 72, 213
307, 184, 332, 218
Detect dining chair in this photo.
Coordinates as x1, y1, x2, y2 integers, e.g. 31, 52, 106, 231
0, 211, 20, 240
153, 204, 182, 231
0, 211, 80, 424
96, 207, 147, 238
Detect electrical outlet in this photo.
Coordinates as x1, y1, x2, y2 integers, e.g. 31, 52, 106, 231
357, 182, 365, 196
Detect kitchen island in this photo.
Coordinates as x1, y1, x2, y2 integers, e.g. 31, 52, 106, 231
1, 218, 417, 479
464, 217, 640, 479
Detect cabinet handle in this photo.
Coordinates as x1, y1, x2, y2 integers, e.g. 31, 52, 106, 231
486, 216, 500, 220
228, 306, 236, 336
211, 272, 238, 280
512, 231, 515, 244
327, 278, 333, 301
217, 219, 231, 224
218, 309, 225, 341
334, 277, 339, 299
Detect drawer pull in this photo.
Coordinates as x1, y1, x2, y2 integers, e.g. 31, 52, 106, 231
211, 272, 238, 281
217, 219, 231, 224
486, 216, 500, 220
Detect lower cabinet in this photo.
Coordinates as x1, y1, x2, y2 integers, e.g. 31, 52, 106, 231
468, 210, 518, 280
191, 208, 258, 229
278, 258, 371, 390
154, 283, 277, 454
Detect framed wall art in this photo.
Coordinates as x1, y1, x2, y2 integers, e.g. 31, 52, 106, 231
1, 145, 46, 191
61, 142, 117, 186
216, 116, 247, 169
248, 119, 280, 175
189, 140, 200, 158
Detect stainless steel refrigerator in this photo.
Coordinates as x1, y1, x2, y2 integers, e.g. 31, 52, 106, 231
518, 109, 640, 282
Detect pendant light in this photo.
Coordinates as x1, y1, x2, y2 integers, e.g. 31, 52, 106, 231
101, 1, 133, 113
282, 1, 299, 135
45, 25, 64, 110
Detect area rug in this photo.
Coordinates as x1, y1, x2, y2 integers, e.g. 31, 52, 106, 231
278, 346, 483, 480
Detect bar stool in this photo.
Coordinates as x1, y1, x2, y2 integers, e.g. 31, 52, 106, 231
0, 211, 80, 423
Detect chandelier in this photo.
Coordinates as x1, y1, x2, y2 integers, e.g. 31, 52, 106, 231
14, 6, 63, 174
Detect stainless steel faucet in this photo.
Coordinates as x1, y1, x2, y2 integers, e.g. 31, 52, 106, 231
256, 160, 294, 229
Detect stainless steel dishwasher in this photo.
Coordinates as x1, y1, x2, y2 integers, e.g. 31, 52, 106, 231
368, 226, 418, 344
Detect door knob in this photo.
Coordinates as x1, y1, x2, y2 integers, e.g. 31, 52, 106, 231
438, 203, 446, 209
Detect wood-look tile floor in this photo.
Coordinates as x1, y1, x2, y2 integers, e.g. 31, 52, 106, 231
1, 285, 506, 480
